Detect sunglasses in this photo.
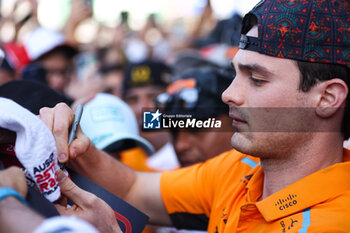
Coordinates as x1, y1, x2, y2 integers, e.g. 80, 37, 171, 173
154, 88, 199, 110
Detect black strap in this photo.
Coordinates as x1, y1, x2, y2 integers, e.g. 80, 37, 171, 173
239, 35, 260, 52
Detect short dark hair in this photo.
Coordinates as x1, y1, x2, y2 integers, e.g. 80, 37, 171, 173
297, 61, 350, 139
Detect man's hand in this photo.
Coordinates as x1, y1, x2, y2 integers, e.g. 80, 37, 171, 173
55, 170, 122, 233
39, 103, 91, 163
0, 166, 27, 198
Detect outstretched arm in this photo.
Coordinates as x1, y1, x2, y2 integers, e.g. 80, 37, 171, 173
39, 103, 172, 226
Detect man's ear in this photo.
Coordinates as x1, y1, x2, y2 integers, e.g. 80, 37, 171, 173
315, 79, 348, 118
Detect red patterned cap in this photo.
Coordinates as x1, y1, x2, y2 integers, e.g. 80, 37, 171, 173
239, 0, 350, 67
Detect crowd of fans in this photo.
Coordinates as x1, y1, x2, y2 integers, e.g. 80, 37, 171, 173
0, 0, 239, 98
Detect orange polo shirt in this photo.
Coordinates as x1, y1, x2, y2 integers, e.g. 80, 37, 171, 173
160, 149, 350, 232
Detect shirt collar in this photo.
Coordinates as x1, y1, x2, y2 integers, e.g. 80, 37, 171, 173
246, 149, 350, 222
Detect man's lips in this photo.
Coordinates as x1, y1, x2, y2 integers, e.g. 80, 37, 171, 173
229, 113, 247, 126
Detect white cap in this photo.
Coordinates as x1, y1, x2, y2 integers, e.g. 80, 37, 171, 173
23, 27, 76, 61
124, 37, 149, 63
80, 93, 154, 155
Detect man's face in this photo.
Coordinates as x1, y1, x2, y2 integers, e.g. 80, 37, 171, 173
124, 85, 169, 149
222, 26, 316, 158
124, 85, 165, 126
173, 115, 233, 167
102, 70, 124, 98
40, 52, 73, 93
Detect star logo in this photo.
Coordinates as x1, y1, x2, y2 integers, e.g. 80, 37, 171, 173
143, 110, 162, 129
151, 109, 162, 122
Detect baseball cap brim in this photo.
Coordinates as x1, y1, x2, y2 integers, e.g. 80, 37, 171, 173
35, 44, 78, 61
97, 133, 154, 155
0, 80, 73, 114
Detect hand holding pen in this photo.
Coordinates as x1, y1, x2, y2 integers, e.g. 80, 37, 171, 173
39, 103, 91, 165
60, 104, 84, 169
68, 105, 84, 145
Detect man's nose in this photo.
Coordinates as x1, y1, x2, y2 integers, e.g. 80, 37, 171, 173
222, 77, 245, 107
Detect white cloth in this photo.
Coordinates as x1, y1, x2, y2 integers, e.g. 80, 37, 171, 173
32, 216, 99, 233
146, 142, 180, 171
0, 98, 61, 202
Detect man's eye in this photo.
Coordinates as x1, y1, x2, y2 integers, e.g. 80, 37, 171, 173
249, 77, 266, 86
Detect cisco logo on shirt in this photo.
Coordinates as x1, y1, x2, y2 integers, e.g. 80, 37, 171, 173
275, 194, 298, 211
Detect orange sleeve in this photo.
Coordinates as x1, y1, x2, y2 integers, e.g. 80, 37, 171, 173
160, 149, 255, 230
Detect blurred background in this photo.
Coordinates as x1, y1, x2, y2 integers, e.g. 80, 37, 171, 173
0, 0, 258, 42
0, 0, 259, 45
0, 0, 267, 106
0, 0, 260, 100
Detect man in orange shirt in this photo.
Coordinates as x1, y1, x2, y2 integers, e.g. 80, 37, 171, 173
40, 0, 350, 232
